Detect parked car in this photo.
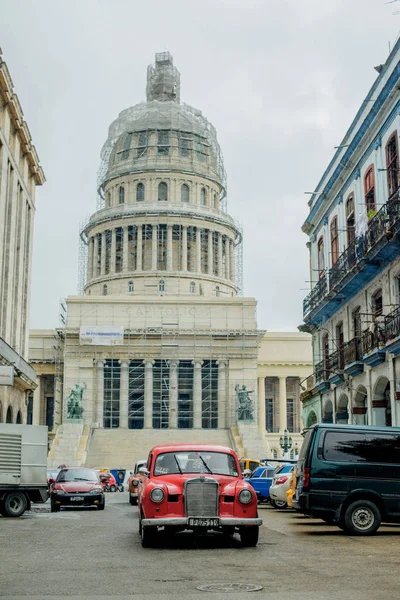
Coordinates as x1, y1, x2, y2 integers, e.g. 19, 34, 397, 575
138, 444, 262, 547
50, 467, 105, 512
127, 460, 147, 505
97, 470, 117, 492
269, 464, 295, 509
248, 465, 276, 503
295, 423, 400, 535
239, 458, 265, 474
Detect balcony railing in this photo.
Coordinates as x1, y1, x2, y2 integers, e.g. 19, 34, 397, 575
343, 337, 362, 365
303, 189, 400, 319
385, 306, 400, 342
315, 359, 330, 383
329, 346, 345, 372
362, 326, 386, 355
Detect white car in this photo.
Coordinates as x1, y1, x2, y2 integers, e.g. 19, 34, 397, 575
269, 465, 295, 509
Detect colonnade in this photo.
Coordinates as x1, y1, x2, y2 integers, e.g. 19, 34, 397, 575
257, 375, 305, 433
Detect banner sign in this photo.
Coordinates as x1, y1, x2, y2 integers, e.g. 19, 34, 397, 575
0, 366, 14, 386
79, 326, 124, 346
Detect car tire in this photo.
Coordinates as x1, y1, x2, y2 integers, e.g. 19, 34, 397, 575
3, 492, 28, 517
343, 499, 381, 536
129, 493, 137, 506
269, 499, 276, 508
98, 500, 105, 511
50, 500, 60, 513
274, 500, 287, 509
109, 485, 117, 493
240, 526, 259, 547
140, 519, 157, 547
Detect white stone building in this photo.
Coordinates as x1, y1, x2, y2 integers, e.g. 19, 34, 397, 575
0, 50, 45, 424
301, 40, 400, 430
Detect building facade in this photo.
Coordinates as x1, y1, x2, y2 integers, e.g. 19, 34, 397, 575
0, 50, 45, 424
300, 40, 400, 430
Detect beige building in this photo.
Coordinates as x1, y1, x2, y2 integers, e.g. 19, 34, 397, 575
28, 53, 312, 467
0, 50, 45, 424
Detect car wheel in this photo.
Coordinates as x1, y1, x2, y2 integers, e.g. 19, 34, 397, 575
140, 521, 157, 547
50, 500, 60, 513
343, 500, 381, 536
274, 500, 287, 509
269, 499, 276, 508
240, 526, 259, 547
129, 493, 137, 506
109, 485, 117, 493
98, 500, 105, 511
3, 492, 28, 517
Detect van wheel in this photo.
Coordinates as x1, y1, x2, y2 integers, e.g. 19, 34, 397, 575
343, 500, 381, 536
3, 492, 28, 517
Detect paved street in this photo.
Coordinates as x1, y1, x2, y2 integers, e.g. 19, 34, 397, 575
0, 493, 399, 599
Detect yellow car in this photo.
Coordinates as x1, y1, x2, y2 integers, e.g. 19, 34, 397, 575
286, 468, 297, 508
239, 458, 265, 474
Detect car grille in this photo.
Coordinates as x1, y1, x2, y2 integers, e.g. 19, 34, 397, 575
185, 478, 218, 517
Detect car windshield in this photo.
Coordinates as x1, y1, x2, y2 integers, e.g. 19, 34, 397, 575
154, 451, 239, 477
57, 468, 98, 483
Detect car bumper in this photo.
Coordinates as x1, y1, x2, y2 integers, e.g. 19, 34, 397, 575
142, 517, 262, 527
52, 493, 103, 506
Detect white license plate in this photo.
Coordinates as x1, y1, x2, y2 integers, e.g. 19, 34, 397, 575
71, 496, 84, 501
188, 517, 219, 527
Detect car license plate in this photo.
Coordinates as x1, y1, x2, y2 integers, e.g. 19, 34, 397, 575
188, 517, 219, 527
71, 496, 84, 501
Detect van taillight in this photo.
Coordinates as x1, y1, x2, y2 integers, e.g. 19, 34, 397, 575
302, 467, 310, 490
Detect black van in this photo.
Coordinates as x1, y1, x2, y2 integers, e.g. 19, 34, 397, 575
294, 423, 400, 535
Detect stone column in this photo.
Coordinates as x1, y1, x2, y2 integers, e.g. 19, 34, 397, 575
230, 240, 235, 282
119, 360, 129, 428
123, 226, 129, 272
93, 234, 99, 277
136, 225, 143, 272
169, 360, 179, 428
196, 227, 201, 273
111, 228, 116, 274
152, 225, 158, 270
208, 229, 213, 275
100, 232, 106, 275
54, 376, 62, 426
167, 224, 173, 271
258, 376, 266, 433
279, 376, 287, 432
144, 360, 155, 428
32, 375, 41, 425
181, 225, 188, 271
225, 237, 230, 280
193, 360, 204, 428
217, 232, 223, 277
87, 237, 94, 280
217, 360, 227, 428
96, 360, 105, 427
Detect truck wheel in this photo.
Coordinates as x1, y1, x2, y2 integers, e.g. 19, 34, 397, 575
240, 526, 259, 547
129, 493, 137, 506
343, 500, 381, 536
3, 492, 28, 517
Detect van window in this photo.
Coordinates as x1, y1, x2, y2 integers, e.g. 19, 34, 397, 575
299, 428, 313, 461
322, 431, 400, 463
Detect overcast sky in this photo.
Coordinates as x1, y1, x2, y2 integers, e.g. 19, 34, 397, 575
1, 0, 399, 332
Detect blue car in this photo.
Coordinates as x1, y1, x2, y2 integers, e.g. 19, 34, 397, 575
248, 465, 276, 503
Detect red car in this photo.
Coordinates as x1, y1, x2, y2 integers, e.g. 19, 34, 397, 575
50, 467, 105, 512
138, 444, 262, 547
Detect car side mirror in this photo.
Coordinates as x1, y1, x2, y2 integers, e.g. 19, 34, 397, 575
138, 467, 149, 477
48, 478, 55, 485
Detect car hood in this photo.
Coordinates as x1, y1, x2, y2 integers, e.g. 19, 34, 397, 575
55, 482, 99, 493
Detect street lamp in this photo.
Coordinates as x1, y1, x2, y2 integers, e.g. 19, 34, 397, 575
279, 429, 292, 458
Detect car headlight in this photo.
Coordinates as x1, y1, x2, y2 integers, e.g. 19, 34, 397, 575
238, 489, 253, 504
54, 489, 65, 495
150, 487, 165, 503
90, 487, 103, 494
132, 479, 139, 487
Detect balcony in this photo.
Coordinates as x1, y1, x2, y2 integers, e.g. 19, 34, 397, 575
328, 348, 345, 384
361, 327, 386, 367
314, 359, 331, 392
303, 190, 400, 324
300, 374, 316, 402
385, 306, 400, 355
343, 337, 364, 376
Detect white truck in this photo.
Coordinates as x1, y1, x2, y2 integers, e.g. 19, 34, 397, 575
0, 424, 48, 517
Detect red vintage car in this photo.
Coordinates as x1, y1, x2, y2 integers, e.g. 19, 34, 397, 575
138, 444, 262, 547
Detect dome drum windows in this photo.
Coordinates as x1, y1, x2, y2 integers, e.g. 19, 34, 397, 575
158, 182, 168, 202
158, 130, 170, 155
136, 182, 145, 202
190, 281, 196, 294
137, 131, 148, 158
179, 133, 192, 157
159, 279, 165, 293
121, 133, 133, 160
181, 183, 190, 203
128, 281, 134, 293
200, 187, 206, 206
119, 186, 125, 204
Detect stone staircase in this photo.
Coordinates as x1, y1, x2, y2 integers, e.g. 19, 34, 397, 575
235, 422, 269, 460
85, 428, 233, 469
47, 423, 91, 468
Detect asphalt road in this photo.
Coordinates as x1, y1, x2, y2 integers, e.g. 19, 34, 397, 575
0, 493, 399, 599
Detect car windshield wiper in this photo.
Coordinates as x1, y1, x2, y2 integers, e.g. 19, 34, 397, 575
174, 455, 183, 474
198, 456, 212, 474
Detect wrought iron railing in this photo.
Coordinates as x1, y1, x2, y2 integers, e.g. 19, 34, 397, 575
385, 306, 400, 342
329, 238, 358, 290
362, 326, 386, 355
303, 273, 328, 317
315, 359, 330, 383
328, 347, 345, 372
343, 337, 362, 365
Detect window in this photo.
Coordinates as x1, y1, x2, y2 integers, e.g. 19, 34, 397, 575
158, 182, 168, 202
103, 284, 108, 296
179, 133, 191, 156
136, 183, 145, 202
159, 279, 165, 293
214, 193, 218, 209
336, 322, 344, 369
317, 236, 325, 279
119, 186, 125, 204
128, 281, 134, 293
322, 332, 329, 379
364, 165, 376, 214
330, 217, 339, 266
386, 132, 399, 196
322, 431, 400, 463
215, 286, 220, 297
181, 183, 189, 203
372, 288, 383, 317
158, 130, 169, 155
195, 136, 206, 161
200, 187, 206, 205
137, 131, 148, 158
272, 449, 278, 459
346, 194, 355, 245
190, 281, 195, 293
106, 191, 111, 207
121, 132, 133, 160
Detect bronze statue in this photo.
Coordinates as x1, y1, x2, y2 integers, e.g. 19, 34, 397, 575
66, 382, 87, 420
235, 384, 254, 421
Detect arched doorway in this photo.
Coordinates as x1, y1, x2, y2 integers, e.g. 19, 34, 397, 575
353, 385, 368, 425
6, 406, 13, 423
322, 399, 333, 423
306, 411, 318, 428
336, 394, 349, 424
16, 411, 22, 424
372, 376, 391, 426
